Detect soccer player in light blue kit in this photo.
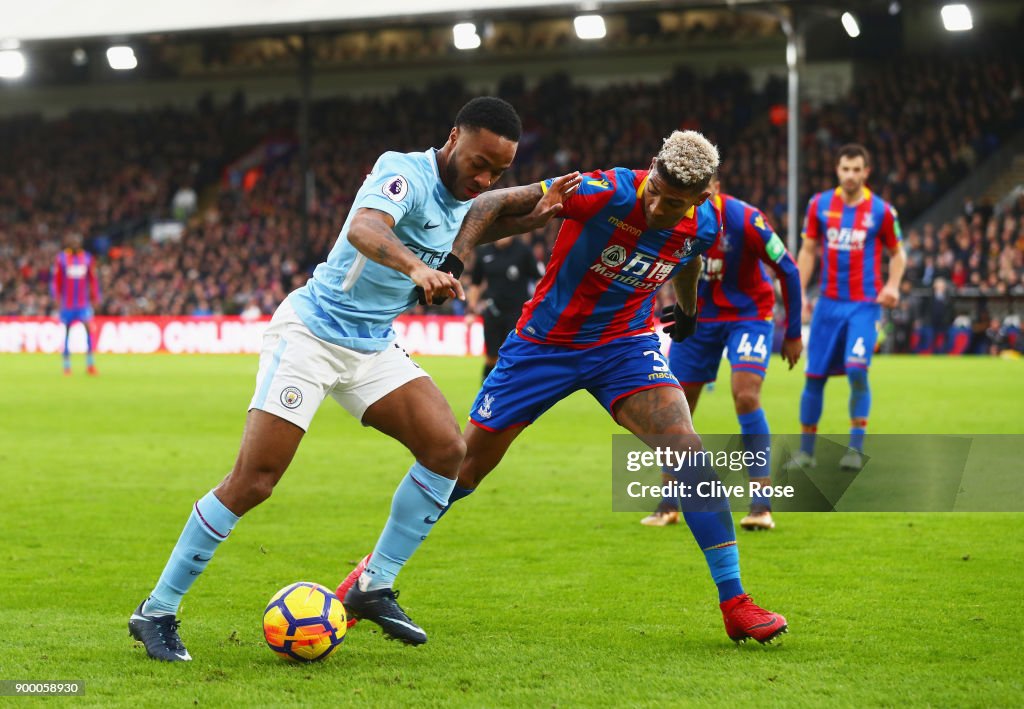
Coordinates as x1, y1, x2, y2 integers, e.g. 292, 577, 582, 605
129, 97, 581, 660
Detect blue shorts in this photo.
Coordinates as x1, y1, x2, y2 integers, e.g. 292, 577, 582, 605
806, 297, 880, 377
469, 332, 681, 431
59, 306, 94, 326
669, 320, 774, 384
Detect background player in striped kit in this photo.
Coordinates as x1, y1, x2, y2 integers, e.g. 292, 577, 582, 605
788, 144, 905, 472
643, 176, 803, 531
51, 233, 100, 375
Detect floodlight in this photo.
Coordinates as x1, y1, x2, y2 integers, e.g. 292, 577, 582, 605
941, 4, 972, 32
453, 23, 481, 50
106, 45, 137, 70
0, 50, 26, 79
841, 12, 861, 38
574, 15, 606, 40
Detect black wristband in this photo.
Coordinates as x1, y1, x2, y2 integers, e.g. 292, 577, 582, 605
414, 253, 466, 306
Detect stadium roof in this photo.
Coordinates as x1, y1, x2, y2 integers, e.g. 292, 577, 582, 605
6, 0, 781, 42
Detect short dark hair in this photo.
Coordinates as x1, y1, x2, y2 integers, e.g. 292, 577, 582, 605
455, 97, 522, 142
837, 143, 870, 166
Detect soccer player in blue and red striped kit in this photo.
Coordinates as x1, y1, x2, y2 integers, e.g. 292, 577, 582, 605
51, 233, 100, 375
643, 177, 803, 531
342, 131, 788, 645
788, 144, 905, 471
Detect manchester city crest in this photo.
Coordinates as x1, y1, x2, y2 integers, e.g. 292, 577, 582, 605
280, 386, 303, 409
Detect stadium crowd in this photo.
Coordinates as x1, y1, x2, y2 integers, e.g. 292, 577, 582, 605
162, 10, 780, 77
889, 189, 1024, 354
1, 57, 1022, 354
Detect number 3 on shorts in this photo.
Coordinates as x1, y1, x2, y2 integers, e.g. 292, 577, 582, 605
643, 350, 669, 372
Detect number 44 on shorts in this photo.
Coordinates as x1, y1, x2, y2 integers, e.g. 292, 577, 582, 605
737, 333, 768, 360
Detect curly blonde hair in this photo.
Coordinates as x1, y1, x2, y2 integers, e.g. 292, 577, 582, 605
655, 130, 719, 192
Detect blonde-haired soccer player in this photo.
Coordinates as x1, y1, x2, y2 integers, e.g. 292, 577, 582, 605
342, 131, 789, 645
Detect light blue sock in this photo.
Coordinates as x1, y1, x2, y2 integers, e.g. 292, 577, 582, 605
738, 408, 771, 507
144, 490, 239, 615
362, 462, 456, 591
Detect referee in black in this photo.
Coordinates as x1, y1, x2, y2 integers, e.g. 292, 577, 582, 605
467, 235, 544, 381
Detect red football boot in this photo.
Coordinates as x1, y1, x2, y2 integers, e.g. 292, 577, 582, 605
720, 594, 788, 644
337, 554, 371, 629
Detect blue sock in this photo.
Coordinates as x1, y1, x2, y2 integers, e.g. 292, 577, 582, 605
673, 462, 744, 603
362, 462, 456, 591
144, 490, 240, 615
62, 327, 71, 371
436, 484, 475, 519
848, 368, 870, 452
684, 510, 744, 602
85, 328, 95, 368
800, 377, 826, 455
738, 408, 771, 507
659, 489, 680, 512
656, 469, 680, 512
849, 426, 866, 452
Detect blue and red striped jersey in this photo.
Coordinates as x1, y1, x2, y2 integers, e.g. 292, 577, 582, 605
51, 249, 100, 310
698, 193, 802, 340
516, 168, 721, 348
802, 187, 902, 302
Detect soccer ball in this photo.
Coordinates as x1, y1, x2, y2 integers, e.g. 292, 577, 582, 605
263, 582, 347, 662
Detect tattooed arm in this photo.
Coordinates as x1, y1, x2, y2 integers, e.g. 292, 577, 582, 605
348, 208, 464, 303
658, 256, 703, 344
451, 172, 580, 262
671, 256, 702, 316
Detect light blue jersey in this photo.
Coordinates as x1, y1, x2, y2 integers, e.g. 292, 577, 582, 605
290, 148, 472, 351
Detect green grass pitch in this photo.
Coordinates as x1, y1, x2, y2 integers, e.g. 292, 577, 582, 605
0, 353, 1021, 707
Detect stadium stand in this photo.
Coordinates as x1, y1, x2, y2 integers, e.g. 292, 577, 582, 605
1, 57, 1021, 354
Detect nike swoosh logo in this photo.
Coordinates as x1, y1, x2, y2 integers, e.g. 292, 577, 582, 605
175, 651, 192, 661
749, 618, 779, 630
193, 554, 211, 562
423, 221, 441, 230
380, 616, 425, 635
423, 515, 439, 524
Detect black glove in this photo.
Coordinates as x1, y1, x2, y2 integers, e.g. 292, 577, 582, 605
660, 303, 698, 343
415, 253, 465, 306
